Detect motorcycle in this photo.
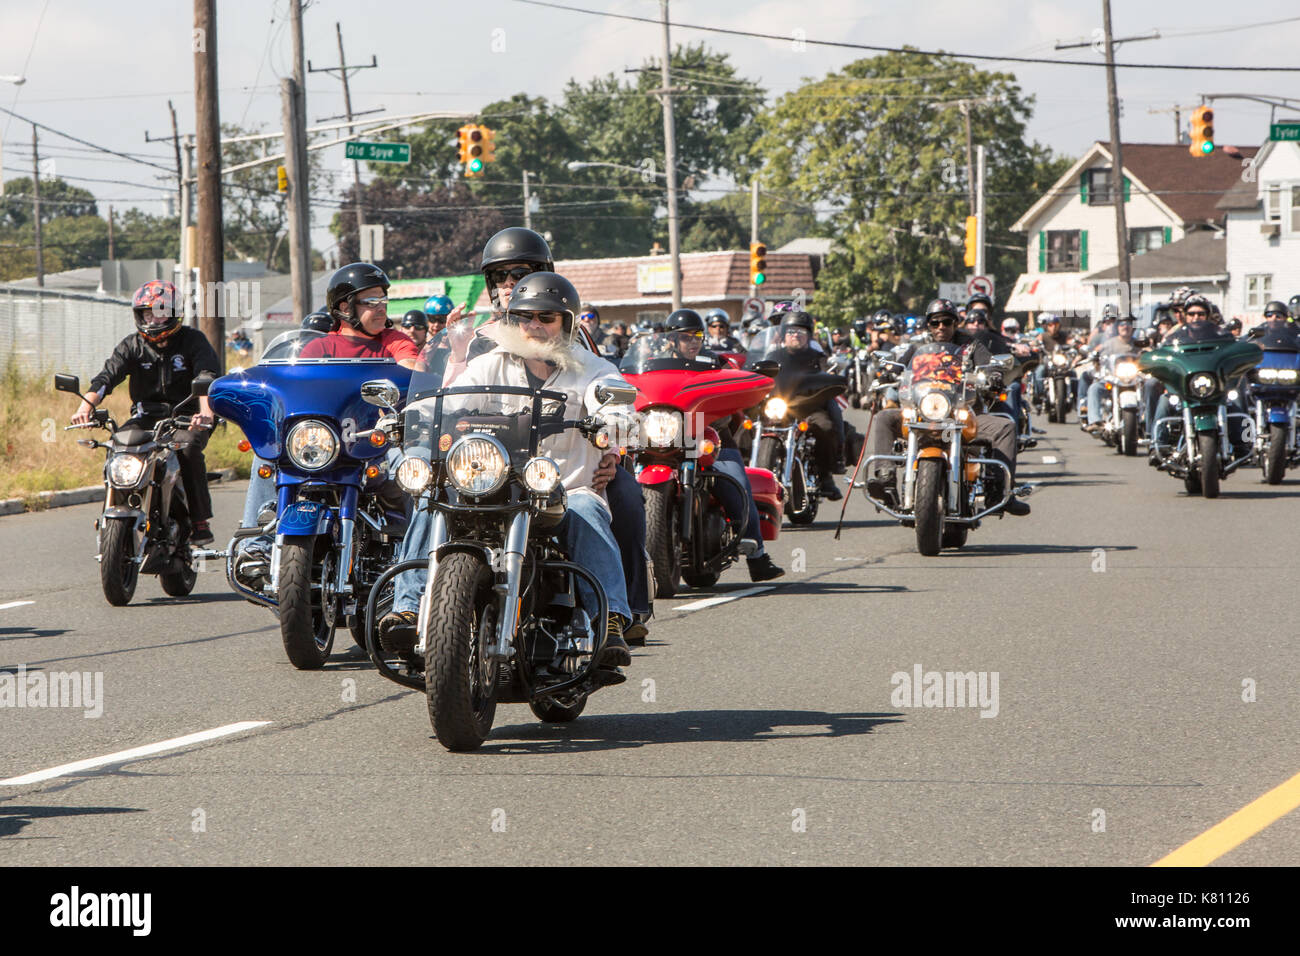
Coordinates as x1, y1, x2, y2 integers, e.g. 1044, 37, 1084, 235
741, 326, 847, 526
1090, 352, 1145, 456
619, 331, 782, 597
1039, 345, 1078, 423
366, 371, 638, 751
862, 346, 1026, 556
54, 372, 213, 606
1141, 334, 1262, 497
206, 330, 412, 669
1245, 335, 1300, 484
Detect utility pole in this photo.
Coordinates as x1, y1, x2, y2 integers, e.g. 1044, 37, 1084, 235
961, 102, 976, 216
283, 0, 312, 319
657, 0, 682, 311
194, 0, 224, 367
31, 124, 43, 286
309, 22, 377, 259
522, 169, 532, 230
107, 204, 115, 260
974, 145, 986, 279
1102, 0, 1131, 316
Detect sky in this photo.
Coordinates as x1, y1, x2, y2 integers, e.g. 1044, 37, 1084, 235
2, 0, 1298, 262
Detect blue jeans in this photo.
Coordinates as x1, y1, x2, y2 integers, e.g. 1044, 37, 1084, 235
1006, 381, 1024, 429
1086, 382, 1107, 426
393, 492, 631, 622
1076, 369, 1095, 409
605, 465, 651, 617
712, 449, 764, 557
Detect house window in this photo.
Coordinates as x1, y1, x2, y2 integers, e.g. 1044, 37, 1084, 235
1130, 227, 1165, 256
1291, 186, 1300, 232
1046, 230, 1081, 272
1086, 169, 1113, 205
1266, 185, 1282, 222
1246, 274, 1273, 310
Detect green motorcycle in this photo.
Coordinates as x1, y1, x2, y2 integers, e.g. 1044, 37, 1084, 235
1141, 336, 1262, 497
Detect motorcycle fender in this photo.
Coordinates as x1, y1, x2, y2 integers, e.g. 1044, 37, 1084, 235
914, 446, 946, 462
1118, 390, 1139, 409
279, 499, 330, 536
1268, 406, 1291, 425
637, 464, 676, 486
1192, 412, 1219, 433
103, 507, 145, 522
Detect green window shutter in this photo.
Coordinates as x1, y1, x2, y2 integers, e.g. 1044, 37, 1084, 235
1123, 176, 1131, 202
1039, 231, 1047, 271
1079, 230, 1089, 272
1163, 226, 1172, 244
1080, 172, 1089, 204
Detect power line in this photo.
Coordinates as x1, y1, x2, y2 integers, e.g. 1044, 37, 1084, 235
511, 0, 1300, 72
0, 106, 174, 173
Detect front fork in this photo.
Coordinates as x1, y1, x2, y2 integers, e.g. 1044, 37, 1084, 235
414, 509, 448, 655
489, 511, 531, 660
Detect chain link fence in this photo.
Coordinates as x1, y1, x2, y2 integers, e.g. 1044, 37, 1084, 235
0, 286, 135, 381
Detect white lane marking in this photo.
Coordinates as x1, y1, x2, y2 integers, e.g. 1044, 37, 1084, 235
675, 586, 775, 612
0, 721, 271, 786
1040, 456, 1059, 464
0, 601, 35, 612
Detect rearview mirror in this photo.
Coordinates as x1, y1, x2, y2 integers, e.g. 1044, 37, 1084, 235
54, 373, 81, 395
361, 379, 402, 409
190, 372, 214, 398
593, 383, 637, 407
989, 354, 1015, 371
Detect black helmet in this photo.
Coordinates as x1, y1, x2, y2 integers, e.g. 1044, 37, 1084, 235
326, 262, 390, 330
852, 316, 869, 337
703, 307, 730, 329
871, 308, 892, 324
966, 293, 994, 313
481, 227, 553, 307
301, 308, 337, 334
665, 308, 705, 333
1288, 294, 1300, 315
1100, 303, 1120, 321
925, 298, 959, 322
891, 315, 906, 336
1183, 294, 1213, 318
1264, 300, 1290, 319
779, 310, 815, 336
504, 271, 581, 342
401, 309, 428, 330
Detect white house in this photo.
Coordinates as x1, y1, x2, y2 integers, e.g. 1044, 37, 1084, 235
1007, 142, 1256, 322
1218, 139, 1300, 320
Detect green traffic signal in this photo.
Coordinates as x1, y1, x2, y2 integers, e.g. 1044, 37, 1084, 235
469, 158, 483, 172
1201, 141, 1214, 155
754, 272, 766, 285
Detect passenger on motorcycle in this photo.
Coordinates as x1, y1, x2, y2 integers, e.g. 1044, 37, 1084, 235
704, 308, 743, 352
75, 280, 221, 545
865, 298, 1029, 516
760, 310, 845, 498
1032, 313, 1070, 397
401, 309, 429, 351
301, 308, 337, 334
380, 272, 637, 672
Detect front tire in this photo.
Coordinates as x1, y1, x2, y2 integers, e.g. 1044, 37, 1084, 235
1050, 379, 1066, 424
1198, 432, 1220, 499
279, 536, 336, 669
643, 482, 681, 599
424, 551, 499, 752
1120, 408, 1139, 456
99, 517, 139, 606
1265, 423, 1288, 485
914, 458, 944, 556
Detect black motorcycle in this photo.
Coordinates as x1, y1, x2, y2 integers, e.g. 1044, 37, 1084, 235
1039, 345, 1079, 423
365, 374, 638, 752
55, 372, 212, 606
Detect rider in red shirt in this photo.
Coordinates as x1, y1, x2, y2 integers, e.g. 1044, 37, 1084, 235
299, 262, 421, 368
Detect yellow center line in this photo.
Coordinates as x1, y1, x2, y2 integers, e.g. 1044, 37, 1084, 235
1152, 768, 1300, 867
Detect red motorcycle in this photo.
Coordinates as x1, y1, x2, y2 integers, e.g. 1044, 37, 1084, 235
620, 332, 783, 597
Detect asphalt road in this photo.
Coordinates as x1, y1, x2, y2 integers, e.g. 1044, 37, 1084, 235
2, 410, 1298, 866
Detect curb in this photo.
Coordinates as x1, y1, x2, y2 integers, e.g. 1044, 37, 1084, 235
0, 468, 238, 517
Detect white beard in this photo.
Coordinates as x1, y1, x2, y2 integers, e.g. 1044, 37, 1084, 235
483, 322, 576, 373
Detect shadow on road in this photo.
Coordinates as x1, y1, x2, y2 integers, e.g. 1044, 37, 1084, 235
1218, 488, 1300, 500
142, 591, 251, 606
0, 626, 69, 641
0, 804, 143, 838
477, 708, 904, 754
946, 543, 1138, 558
762, 582, 909, 597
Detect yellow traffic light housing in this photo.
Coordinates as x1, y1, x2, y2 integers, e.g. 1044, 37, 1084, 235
466, 126, 485, 177
1189, 106, 1215, 158
457, 124, 473, 165
749, 241, 767, 286
481, 126, 496, 165
276, 165, 288, 194
964, 215, 978, 268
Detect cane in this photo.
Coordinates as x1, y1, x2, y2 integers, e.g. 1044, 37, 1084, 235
834, 392, 877, 541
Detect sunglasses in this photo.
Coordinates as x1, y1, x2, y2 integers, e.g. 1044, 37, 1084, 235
928, 317, 955, 328
579, 313, 598, 322
508, 310, 563, 325
677, 330, 704, 341
488, 265, 535, 286
1185, 309, 1209, 318
1265, 312, 1287, 319
356, 296, 388, 308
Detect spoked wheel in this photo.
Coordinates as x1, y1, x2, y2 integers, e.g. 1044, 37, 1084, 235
1198, 432, 1221, 499
99, 516, 140, 606
643, 482, 681, 598
914, 458, 945, 556
278, 536, 338, 669
788, 457, 819, 526
1264, 423, 1288, 485
424, 551, 499, 752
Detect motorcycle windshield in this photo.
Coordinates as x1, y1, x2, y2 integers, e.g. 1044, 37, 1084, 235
402, 370, 570, 475
743, 327, 784, 369
899, 342, 968, 405
257, 328, 404, 365
620, 331, 727, 373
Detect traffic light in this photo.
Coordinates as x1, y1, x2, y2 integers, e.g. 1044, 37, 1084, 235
963, 215, 978, 268
276, 165, 288, 194
749, 241, 767, 286
481, 125, 496, 165
466, 126, 485, 177
457, 124, 473, 164
1189, 105, 1215, 158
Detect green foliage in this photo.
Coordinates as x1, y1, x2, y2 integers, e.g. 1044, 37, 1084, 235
0, 176, 98, 228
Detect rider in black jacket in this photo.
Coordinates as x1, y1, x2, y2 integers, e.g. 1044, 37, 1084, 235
73, 280, 221, 544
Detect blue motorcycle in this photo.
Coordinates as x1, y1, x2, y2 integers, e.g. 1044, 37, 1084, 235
209, 330, 412, 668
1246, 337, 1300, 484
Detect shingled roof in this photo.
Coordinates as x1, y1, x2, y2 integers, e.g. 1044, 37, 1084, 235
1119, 143, 1259, 225
1082, 230, 1226, 282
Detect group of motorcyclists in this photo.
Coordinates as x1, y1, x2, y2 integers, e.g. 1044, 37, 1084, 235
70, 224, 1300, 702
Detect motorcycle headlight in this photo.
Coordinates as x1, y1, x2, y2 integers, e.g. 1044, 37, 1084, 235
1052, 352, 1067, 367
1257, 367, 1279, 383
1188, 372, 1217, 398
764, 397, 789, 420
107, 453, 146, 488
918, 391, 952, 422
395, 455, 431, 494
446, 435, 508, 496
1278, 368, 1300, 384
523, 456, 561, 494
1115, 360, 1139, 384
643, 409, 682, 447
286, 419, 339, 471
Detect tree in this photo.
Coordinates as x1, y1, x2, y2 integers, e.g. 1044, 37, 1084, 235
753, 50, 1066, 320
114, 209, 180, 260
679, 190, 821, 253
0, 177, 98, 229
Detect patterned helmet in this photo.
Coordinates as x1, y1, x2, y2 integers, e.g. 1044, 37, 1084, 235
132, 280, 181, 342
423, 294, 454, 317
